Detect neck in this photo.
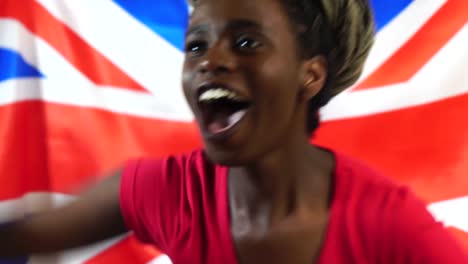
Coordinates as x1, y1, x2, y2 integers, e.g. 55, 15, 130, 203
229, 129, 334, 225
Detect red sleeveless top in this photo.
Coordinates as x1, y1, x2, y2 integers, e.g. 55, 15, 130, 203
120, 149, 468, 264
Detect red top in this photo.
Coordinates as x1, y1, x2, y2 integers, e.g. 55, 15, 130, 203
120, 149, 468, 264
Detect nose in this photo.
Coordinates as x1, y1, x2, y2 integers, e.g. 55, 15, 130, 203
198, 42, 237, 76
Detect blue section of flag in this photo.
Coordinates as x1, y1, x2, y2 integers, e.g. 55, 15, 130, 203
370, 0, 413, 30
0, 48, 44, 82
112, 0, 188, 51
0, 257, 28, 264
113, 0, 412, 50
0, 223, 28, 264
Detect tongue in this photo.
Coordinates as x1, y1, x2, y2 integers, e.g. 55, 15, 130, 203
208, 118, 229, 134
208, 110, 246, 134
208, 122, 227, 134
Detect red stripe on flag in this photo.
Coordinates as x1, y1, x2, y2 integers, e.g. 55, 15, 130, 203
85, 235, 160, 264
355, 0, 468, 90
3, 93, 467, 203
0, 101, 50, 200
314, 93, 468, 203
0, 101, 201, 200
0, 0, 147, 92
448, 228, 468, 250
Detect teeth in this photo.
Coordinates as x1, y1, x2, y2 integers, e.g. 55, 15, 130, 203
199, 88, 243, 102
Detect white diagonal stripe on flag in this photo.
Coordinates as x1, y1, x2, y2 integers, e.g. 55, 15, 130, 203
0, 78, 194, 121
0, 18, 194, 121
428, 196, 468, 233
36, 0, 192, 119
147, 255, 173, 264
0, 192, 128, 264
321, 23, 468, 121
359, 0, 447, 82
0, 18, 91, 87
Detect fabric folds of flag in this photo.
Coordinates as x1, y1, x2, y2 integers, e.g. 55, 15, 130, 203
0, 0, 467, 263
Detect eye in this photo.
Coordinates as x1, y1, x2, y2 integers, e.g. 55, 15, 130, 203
185, 40, 207, 56
234, 35, 262, 52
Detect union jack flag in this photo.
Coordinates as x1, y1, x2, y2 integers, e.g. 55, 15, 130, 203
0, 0, 467, 263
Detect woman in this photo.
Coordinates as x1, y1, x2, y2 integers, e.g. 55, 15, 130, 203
1, 0, 467, 263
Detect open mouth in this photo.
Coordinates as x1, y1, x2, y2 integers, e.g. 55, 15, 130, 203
197, 87, 251, 135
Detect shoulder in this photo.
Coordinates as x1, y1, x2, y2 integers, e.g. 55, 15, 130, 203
331, 150, 432, 223
122, 149, 212, 184
331, 150, 403, 205
123, 149, 207, 176
377, 186, 468, 263
330, 150, 468, 263
121, 148, 217, 203
331, 150, 431, 233
119, 149, 216, 246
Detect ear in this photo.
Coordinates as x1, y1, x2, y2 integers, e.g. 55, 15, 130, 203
299, 55, 328, 102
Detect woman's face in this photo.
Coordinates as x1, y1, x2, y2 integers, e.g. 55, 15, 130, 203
182, 0, 315, 165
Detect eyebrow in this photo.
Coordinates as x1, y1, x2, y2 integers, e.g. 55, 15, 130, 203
185, 19, 265, 37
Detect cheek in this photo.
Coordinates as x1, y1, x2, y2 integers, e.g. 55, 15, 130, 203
181, 63, 195, 102
259, 52, 300, 87
247, 61, 301, 129
254, 60, 300, 105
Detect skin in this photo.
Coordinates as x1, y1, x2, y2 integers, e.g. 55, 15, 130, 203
0, 172, 125, 256
183, 0, 334, 263
0, 0, 335, 262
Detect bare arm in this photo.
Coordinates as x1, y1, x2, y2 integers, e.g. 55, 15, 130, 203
0, 170, 126, 256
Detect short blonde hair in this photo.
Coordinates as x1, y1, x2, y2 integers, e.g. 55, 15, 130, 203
321, 1, 375, 97
281, 0, 375, 132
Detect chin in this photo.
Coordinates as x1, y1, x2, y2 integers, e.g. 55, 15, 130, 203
203, 144, 252, 167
